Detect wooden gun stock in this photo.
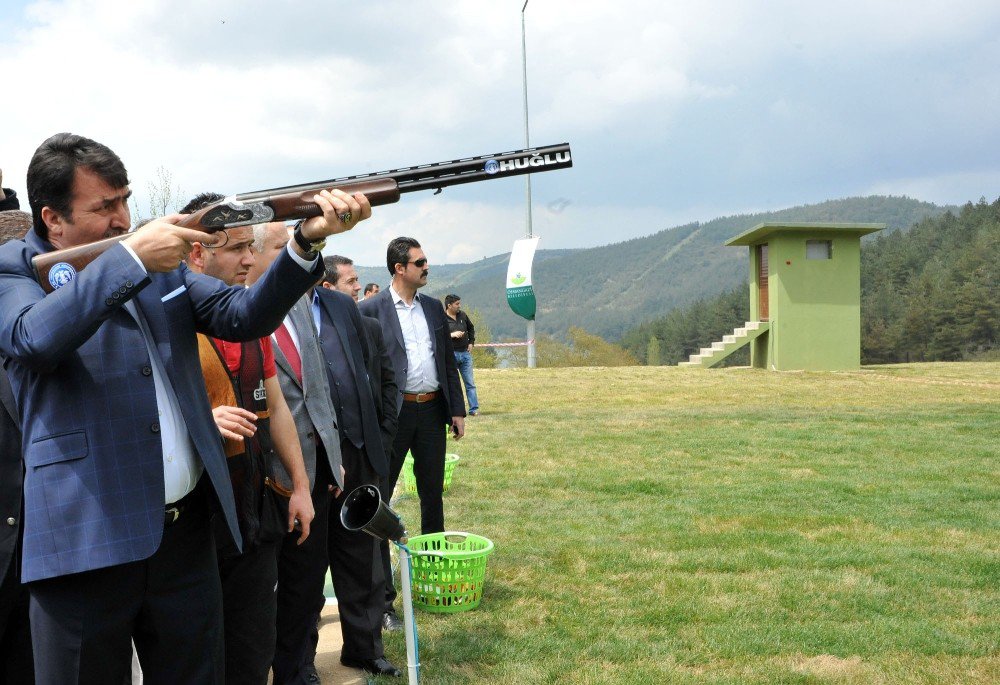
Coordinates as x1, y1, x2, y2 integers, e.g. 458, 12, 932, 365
32, 142, 572, 292
32, 178, 401, 293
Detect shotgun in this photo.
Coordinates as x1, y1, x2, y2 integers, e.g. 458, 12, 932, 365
33, 142, 573, 292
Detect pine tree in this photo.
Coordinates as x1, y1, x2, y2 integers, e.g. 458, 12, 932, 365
646, 336, 661, 366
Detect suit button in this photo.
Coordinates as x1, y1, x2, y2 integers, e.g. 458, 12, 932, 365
112, 292, 121, 300
125, 280, 134, 288
141, 366, 153, 376
119, 285, 128, 294
105, 297, 114, 306
5, 517, 14, 526
150, 422, 160, 434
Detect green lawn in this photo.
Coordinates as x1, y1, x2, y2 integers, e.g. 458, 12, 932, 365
380, 363, 999, 684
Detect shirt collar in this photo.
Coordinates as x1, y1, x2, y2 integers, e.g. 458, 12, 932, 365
389, 284, 418, 308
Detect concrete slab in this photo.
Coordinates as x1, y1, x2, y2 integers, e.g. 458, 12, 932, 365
314, 605, 368, 684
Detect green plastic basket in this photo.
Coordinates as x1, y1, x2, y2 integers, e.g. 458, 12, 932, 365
407, 531, 494, 613
401, 453, 460, 494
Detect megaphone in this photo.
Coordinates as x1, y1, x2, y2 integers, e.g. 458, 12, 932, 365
341, 484, 407, 543
342, 484, 421, 684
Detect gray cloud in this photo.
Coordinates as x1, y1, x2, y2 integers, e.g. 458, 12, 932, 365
2, 0, 998, 265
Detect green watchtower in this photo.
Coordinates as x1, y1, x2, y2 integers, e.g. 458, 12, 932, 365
721, 222, 883, 371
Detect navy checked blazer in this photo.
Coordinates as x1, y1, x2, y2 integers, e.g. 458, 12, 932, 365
0, 229, 322, 582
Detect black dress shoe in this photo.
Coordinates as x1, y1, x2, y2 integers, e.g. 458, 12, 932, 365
381, 610, 403, 632
303, 663, 321, 683
339, 655, 401, 677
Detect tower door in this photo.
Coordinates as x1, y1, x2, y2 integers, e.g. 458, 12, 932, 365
757, 243, 769, 320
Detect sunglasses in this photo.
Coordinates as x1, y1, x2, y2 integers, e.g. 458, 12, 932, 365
198, 231, 231, 248
407, 258, 428, 268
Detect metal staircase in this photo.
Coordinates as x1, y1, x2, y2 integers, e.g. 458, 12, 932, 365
678, 321, 769, 368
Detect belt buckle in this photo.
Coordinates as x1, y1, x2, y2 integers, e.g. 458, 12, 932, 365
165, 506, 181, 524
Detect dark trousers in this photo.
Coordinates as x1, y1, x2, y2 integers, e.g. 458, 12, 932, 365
379, 396, 447, 612
0, 552, 33, 684
218, 540, 279, 685
28, 485, 223, 685
273, 454, 334, 685
306, 441, 384, 663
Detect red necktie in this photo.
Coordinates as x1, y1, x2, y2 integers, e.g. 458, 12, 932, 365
274, 323, 302, 384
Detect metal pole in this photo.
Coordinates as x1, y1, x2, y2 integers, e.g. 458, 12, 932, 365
398, 545, 420, 684
521, 0, 537, 368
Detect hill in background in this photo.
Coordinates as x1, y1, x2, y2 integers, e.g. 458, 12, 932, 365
353, 195, 952, 341
619, 197, 999, 365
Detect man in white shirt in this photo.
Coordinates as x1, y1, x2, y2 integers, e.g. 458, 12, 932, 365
358, 236, 466, 628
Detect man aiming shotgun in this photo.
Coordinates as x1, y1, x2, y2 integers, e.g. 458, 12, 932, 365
0, 132, 370, 684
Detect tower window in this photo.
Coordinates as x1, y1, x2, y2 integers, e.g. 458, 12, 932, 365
806, 240, 832, 260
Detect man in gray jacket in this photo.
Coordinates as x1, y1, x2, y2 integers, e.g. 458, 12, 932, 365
247, 221, 344, 685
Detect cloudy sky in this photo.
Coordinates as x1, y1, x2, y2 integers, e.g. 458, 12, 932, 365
2, 0, 998, 265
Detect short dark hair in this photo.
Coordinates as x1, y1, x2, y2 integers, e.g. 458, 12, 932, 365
323, 254, 353, 284
363, 283, 379, 294
386, 236, 420, 275
180, 192, 225, 214
27, 133, 129, 239
444, 294, 461, 307
0, 211, 32, 244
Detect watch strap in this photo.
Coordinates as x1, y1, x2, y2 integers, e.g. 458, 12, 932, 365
292, 221, 326, 257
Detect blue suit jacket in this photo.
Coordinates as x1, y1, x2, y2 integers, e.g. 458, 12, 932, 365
358, 289, 465, 419
315, 288, 389, 477
360, 315, 398, 463
0, 229, 322, 582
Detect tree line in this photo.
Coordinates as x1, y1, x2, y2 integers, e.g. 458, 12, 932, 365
619, 288, 749, 366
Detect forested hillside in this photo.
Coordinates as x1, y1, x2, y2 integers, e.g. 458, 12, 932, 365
353, 196, 950, 342
861, 198, 998, 362
621, 197, 999, 365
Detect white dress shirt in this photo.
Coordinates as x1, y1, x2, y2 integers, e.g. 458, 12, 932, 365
122, 297, 202, 504
389, 285, 439, 393
120, 239, 319, 504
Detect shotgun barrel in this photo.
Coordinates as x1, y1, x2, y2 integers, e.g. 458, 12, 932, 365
32, 143, 572, 292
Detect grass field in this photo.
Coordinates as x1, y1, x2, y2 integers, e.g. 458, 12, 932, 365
379, 363, 999, 684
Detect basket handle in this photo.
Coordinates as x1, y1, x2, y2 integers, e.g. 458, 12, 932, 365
402, 532, 479, 558
409, 550, 447, 559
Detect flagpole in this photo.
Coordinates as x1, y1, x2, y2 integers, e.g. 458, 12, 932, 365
521, 0, 536, 368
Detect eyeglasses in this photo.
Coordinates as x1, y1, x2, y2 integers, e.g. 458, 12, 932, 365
408, 258, 428, 268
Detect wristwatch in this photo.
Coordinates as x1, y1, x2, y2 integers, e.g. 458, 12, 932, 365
292, 220, 326, 258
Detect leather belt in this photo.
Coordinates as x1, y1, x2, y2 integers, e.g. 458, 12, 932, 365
402, 391, 439, 403
164, 480, 204, 526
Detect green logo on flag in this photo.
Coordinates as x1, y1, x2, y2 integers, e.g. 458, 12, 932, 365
506, 285, 536, 320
